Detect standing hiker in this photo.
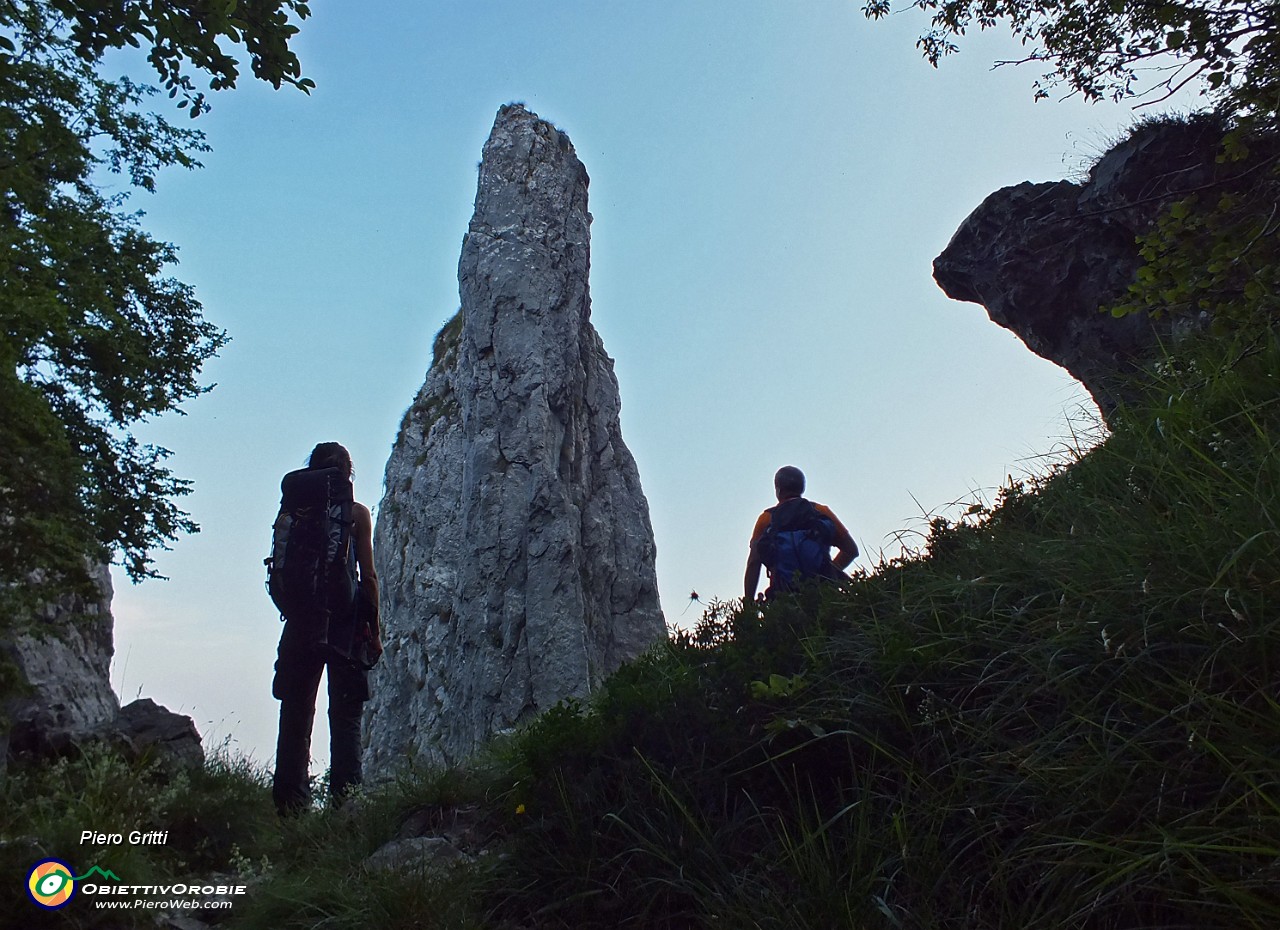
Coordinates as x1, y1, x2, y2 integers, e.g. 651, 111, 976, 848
265, 442, 381, 814
744, 465, 858, 602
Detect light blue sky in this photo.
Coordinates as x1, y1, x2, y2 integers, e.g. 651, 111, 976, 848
106, 1, 1174, 769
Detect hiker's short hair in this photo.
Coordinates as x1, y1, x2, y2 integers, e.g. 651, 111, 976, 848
774, 465, 805, 497
309, 442, 353, 480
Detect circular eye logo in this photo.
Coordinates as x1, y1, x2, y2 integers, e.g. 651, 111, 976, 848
27, 859, 76, 909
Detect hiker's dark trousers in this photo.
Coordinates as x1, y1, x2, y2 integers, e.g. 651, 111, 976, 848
272, 620, 369, 815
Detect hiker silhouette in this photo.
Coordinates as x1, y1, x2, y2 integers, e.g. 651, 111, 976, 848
267, 442, 382, 814
744, 465, 858, 602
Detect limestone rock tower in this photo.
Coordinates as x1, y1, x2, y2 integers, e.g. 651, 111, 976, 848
363, 104, 666, 772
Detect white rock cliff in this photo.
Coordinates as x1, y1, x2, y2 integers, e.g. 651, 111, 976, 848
363, 104, 666, 773
3, 565, 118, 760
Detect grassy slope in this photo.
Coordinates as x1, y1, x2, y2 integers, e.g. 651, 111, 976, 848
4, 329, 1278, 930
493, 327, 1280, 929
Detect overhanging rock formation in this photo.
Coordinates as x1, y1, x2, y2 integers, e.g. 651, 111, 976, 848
363, 104, 666, 773
933, 117, 1230, 417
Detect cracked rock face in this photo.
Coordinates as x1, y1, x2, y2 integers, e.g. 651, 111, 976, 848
933, 117, 1227, 417
3, 567, 204, 771
363, 104, 666, 773
3, 564, 120, 762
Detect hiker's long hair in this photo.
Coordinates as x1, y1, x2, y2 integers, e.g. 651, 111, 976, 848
308, 442, 353, 480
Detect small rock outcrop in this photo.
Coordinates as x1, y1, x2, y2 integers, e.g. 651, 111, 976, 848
933, 116, 1229, 416
115, 697, 205, 771
364, 104, 666, 772
364, 803, 496, 873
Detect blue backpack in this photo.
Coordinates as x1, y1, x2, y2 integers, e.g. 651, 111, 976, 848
754, 498, 840, 595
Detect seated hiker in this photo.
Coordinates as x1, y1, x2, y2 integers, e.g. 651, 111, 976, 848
744, 465, 859, 602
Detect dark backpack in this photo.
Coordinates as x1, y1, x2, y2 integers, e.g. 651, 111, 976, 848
754, 498, 840, 595
265, 467, 358, 649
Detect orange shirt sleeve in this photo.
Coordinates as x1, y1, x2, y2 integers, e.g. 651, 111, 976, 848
813, 503, 850, 541
749, 510, 772, 547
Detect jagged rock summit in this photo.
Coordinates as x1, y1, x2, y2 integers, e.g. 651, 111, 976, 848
364, 104, 666, 773
933, 117, 1229, 417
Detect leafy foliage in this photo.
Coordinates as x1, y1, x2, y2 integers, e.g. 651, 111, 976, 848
862, 0, 1280, 126
1109, 128, 1280, 329
0, 1, 308, 616
44, 0, 314, 116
